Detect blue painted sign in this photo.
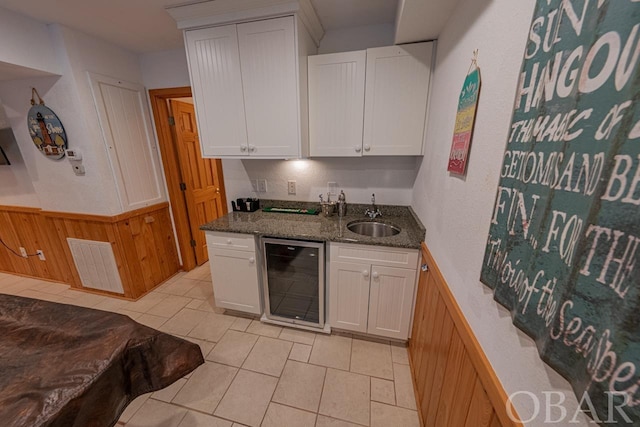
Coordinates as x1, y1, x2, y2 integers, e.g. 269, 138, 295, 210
481, 1, 640, 424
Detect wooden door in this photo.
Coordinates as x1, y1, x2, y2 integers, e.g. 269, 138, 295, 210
328, 261, 371, 333
308, 50, 367, 157
367, 265, 416, 339
170, 100, 226, 265
237, 16, 299, 157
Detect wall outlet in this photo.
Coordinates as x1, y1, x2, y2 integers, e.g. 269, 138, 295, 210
257, 179, 267, 193
288, 180, 296, 195
72, 164, 86, 175
328, 181, 338, 196
19, 247, 28, 258
251, 179, 258, 192
36, 250, 45, 261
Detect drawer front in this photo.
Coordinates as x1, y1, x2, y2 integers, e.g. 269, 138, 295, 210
329, 242, 419, 269
206, 231, 256, 252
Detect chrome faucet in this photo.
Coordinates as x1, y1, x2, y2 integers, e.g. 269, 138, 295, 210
365, 193, 382, 218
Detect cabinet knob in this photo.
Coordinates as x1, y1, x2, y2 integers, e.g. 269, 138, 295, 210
364, 145, 371, 152
249, 145, 256, 152
227, 239, 232, 244
372, 271, 379, 279
249, 257, 255, 263
355, 146, 362, 153
240, 145, 247, 152
362, 270, 369, 277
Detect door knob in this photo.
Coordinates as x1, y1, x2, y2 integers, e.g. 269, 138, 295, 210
216, 188, 220, 193
362, 270, 369, 277
372, 272, 379, 279
364, 145, 371, 152
355, 146, 362, 153
249, 257, 255, 263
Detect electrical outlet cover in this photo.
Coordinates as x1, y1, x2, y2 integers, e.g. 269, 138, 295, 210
257, 179, 267, 193
288, 180, 296, 194
328, 181, 338, 196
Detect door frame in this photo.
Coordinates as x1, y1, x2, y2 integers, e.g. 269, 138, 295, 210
149, 87, 228, 271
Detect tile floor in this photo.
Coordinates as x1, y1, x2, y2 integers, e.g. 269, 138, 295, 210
0, 264, 420, 427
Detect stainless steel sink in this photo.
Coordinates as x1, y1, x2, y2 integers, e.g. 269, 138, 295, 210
347, 221, 401, 237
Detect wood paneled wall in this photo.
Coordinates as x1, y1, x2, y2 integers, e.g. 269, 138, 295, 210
409, 243, 522, 427
0, 203, 180, 299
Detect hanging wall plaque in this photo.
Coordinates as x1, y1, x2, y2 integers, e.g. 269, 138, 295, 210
27, 88, 67, 160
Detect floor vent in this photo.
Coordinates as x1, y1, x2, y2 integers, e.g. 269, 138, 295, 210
66, 238, 124, 294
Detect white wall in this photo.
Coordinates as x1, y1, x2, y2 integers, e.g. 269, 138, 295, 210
140, 49, 191, 89
318, 23, 395, 54
411, 0, 589, 425
0, 127, 39, 206
0, 20, 156, 215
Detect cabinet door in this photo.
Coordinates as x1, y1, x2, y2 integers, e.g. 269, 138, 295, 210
363, 42, 433, 156
329, 261, 371, 333
185, 25, 248, 157
237, 16, 299, 157
208, 247, 261, 314
367, 265, 417, 339
308, 51, 366, 157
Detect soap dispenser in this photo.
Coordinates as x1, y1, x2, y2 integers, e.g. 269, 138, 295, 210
337, 190, 347, 217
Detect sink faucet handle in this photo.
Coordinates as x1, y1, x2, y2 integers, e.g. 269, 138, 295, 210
319, 194, 324, 203
371, 193, 376, 203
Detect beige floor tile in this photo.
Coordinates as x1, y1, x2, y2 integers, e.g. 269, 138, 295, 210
185, 299, 204, 310
146, 295, 192, 318
288, 343, 312, 363
160, 308, 209, 336
370, 378, 395, 405
126, 398, 187, 427
319, 368, 370, 426
272, 360, 326, 412
242, 336, 292, 377
151, 378, 187, 403
245, 320, 282, 338
350, 339, 393, 380
207, 330, 258, 367
184, 264, 211, 281
229, 317, 252, 332
214, 369, 278, 427
185, 281, 214, 300
177, 411, 232, 427
119, 393, 150, 423
184, 336, 216, 357
136, 313, 168, 329
278, 327, 316, 345
124, 292, 168, 313
172, 362, 237, 413
157, 279, 196, 297
188, 313, 236, 342
193, 297, 220, 313
261, 402, 316, 427
370, 402, 419, 427
94, 296, 129, 312
390, 345, 410, 365
315, 415, 363, 427
115, 309, 144, 320
309, 334, 352, 371
393, 363, 417, 410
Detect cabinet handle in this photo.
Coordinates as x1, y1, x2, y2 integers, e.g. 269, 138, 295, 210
227, 239, 232, 244
372, 271, 379, 279
364, 145, 371, 152
362, 270, 369, 277
240, 145, 247, 152
355, 146, 362, 153
249, 257, 255, 264
249, 145, 256, 152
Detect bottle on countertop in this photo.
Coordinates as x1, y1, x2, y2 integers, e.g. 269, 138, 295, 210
337, 190, 347, 217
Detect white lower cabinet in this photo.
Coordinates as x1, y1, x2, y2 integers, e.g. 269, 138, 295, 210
206, 232, 261, 315
328, 243, 418, 340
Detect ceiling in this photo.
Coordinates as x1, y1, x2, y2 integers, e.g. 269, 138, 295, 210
0, 0, 456, 53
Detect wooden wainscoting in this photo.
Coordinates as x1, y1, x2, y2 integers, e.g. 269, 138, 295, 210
409, 242, 522, 427
0, 203, 180, 299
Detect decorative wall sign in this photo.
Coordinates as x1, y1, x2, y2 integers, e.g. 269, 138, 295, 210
481, 1, 640, 424
447, 51, 481, 175
27, 88, 67, 160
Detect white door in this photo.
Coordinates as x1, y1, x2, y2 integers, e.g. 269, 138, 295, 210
329, 261, 371, 333
363, 42, 433, 156
237, 16, 299, 157
185, 25, 249, 157
367, 265, 417, 339
308, 51, 366, 157
209, 247, 261, 314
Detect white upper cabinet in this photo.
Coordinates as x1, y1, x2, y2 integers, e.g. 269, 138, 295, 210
181, 5, 319, 159
363, 43, 433, 156
308, 41, 434, 157
308, 51, 366, 157
185, 25, 248, 157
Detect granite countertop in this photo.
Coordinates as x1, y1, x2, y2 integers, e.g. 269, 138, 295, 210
200, 199, 425, 249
